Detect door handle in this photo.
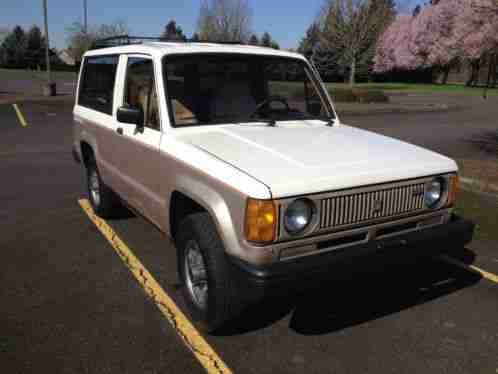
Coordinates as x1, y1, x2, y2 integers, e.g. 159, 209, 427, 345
116, 127, 123, 135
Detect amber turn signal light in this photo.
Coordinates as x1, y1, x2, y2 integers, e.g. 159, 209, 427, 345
245, 198, 277, 243
446, 174, 459, 206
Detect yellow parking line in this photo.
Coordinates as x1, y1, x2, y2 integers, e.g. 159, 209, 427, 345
12, 104, 28, 127
78, 199, 232, 374
440, 255, 498, 284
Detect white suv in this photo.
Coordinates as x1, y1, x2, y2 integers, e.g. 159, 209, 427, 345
72, 39, 474, 331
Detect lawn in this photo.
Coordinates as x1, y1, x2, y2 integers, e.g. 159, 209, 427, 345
270, 80, 498, 100
1, 67, 496, 98
455, 189, 498, 242
327, 82, 498, 96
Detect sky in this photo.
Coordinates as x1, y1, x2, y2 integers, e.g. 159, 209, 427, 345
0, 0, 416, 51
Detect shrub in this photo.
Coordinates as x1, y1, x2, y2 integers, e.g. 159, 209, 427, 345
327, 88, 389, 103
328, 88, 357, 102
284, 84, 389, 103
353, 89, 389, 103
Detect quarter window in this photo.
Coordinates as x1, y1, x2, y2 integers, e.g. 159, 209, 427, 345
78, 55, 118, 115
123, 57, 160, 131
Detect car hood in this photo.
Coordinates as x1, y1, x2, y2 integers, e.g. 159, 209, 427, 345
180, 122, 458, 198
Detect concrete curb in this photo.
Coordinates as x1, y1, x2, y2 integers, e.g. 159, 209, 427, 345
336, 103, 457, 116
0, 94, 75, 105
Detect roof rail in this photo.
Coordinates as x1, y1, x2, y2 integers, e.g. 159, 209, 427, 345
91, 35, 244, 49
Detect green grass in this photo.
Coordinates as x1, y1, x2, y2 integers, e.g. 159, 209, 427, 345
327, 82, 498, 96
455, 190, 498, 242
2, 68, 495, 96
0, 68, 77, 81
270, 81, 389, 103
270, 80, 498, 99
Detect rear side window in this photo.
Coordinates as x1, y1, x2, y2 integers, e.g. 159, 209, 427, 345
78, 55, 119, 115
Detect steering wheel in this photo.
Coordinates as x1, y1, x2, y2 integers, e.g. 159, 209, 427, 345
250, 95, 291, 119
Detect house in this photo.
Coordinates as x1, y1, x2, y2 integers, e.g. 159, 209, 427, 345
58, 49, 76, 66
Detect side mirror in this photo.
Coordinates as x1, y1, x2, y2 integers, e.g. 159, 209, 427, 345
117, 105, 144, 131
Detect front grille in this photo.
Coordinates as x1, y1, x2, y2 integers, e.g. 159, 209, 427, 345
319, 182, 426, 229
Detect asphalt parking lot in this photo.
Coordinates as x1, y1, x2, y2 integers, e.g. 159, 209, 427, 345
1, 96, 497, 373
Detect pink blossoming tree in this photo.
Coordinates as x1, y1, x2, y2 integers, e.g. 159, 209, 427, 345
374, 0, 498, 85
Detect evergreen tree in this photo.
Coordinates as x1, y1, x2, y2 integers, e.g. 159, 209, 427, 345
259, 32, 280, 49
1, 25, 27, 68
261, 32, 272, 47
26, 25, 46, 68
412, 4, 422, 16
248, 34, 259, 45
161, 20, 187, 41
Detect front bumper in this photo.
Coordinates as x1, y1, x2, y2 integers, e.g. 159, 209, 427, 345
228, 215, 474, 295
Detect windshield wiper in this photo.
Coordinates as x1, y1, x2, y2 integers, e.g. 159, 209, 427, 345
260, 118, 276, 127
239, 118, 277, 126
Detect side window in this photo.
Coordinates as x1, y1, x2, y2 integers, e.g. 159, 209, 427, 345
78, 55, 118, 115
123, 57, 160, 131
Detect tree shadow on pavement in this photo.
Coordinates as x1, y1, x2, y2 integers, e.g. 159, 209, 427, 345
467, 131, 498, 155
216, 248, 481, 336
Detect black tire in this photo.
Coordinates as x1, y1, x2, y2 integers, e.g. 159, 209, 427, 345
176, 212, 242, 332
85, 156, 119, 218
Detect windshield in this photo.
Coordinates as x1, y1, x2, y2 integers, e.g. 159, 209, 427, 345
163, 54, 333, 127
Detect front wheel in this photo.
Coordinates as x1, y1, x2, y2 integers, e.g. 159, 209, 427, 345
177, 212, 243, 332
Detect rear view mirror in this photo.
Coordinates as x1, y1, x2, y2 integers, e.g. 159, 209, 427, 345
307, 101, 322, 116
117, 105, 144, 130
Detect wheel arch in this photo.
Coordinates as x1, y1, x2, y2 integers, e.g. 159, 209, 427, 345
167, 182, 238, 257
80, 141, 94, 167
169, 190, 208, 240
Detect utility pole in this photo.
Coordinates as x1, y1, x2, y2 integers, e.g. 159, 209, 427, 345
84, 0, 88, 34
42, 0, 56, 96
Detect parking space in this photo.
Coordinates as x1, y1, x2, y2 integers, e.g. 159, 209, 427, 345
1, 97, 497, 373
90, 205, 498, 374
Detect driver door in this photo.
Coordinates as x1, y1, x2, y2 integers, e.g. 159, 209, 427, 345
112, 55, 163, 226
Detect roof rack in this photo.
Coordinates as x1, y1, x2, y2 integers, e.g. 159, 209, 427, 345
91, 35, 244, 50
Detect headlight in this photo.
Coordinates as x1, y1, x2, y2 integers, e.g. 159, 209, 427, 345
425, 178, 444, 208
284, 199, 314, 234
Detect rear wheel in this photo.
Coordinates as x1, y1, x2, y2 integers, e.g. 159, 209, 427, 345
177, 212, 243, 332
85, 157, 119, 218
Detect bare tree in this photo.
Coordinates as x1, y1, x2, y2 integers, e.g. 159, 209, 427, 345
66, 20, 129, 62
197, 0, 252, 42
320, 0, 395, 85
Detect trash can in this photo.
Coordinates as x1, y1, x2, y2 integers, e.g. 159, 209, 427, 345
43, 82, 57, 97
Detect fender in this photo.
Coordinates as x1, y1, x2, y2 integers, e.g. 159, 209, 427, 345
166, 173, 242, 259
